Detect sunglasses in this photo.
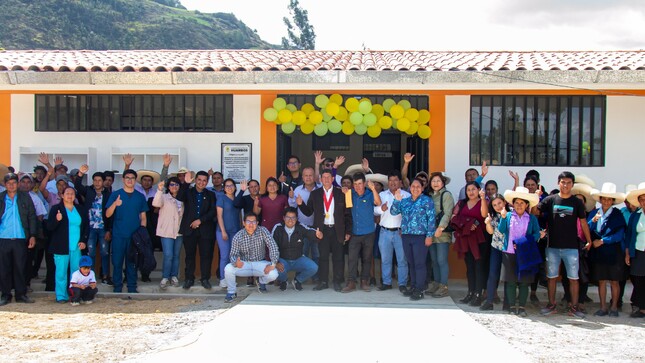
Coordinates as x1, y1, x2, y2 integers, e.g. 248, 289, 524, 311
168, 183, 180, 187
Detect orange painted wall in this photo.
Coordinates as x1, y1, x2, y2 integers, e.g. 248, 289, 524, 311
0, 94, 10, 165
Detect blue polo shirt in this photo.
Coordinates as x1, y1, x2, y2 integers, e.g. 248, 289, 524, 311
0, 194, 25, 239
106, 189, 148, 238
351, 188, 376, 236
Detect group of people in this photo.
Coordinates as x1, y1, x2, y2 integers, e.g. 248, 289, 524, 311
1, 150, 645, 320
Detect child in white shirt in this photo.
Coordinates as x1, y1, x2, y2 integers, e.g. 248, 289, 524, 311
69, 256, 98, 306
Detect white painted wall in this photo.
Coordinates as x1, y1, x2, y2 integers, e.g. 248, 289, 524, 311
11, 94, 262, 186
444, 95, 645, 203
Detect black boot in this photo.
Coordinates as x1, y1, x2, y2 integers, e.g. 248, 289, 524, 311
469, 293, 483, 307
459, 292, 474, 304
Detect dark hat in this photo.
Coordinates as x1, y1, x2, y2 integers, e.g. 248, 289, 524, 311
54, 164, 69, 172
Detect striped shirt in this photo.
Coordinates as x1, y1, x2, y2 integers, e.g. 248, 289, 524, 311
230, 225, 279, 264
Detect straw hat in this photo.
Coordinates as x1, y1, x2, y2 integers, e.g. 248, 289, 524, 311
169, 167, 195, 180
626, 182, 645, 207
429, 171, 451, 186
344, 164, 371, 177
137, 170, 161, 185
503, 186, 540, 208
574, 174, 596, 188
365, 173, 388, 188
591, 182, 626, 205
571, 183, 596, 212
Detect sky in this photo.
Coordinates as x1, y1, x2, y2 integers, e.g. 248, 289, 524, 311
179, 0, 645, 51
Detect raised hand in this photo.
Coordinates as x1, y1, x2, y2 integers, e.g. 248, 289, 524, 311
314, 150, 324, 165
394, 189, 402, 201
403, 153, 415, 163
508, 170, 519, 181
56, 209, 63, 221
361, 158, 370, 172
38, 152, 50, 165
484, 214, 492, 225
114, 195, 122, 207
157, 181, 165, 191
481, 161, 488, 177
163, 153, 172, 167
79, 164, 89, 175
535, 185, 543, 198
315, 228, 323, 239
122, 153, 134, 166
54, 156, 64, 166
334, 156, 345, 168
479, 188, 486, 200
184, 171, 194, 184
240, 179, 248, 192
279, 172, 287, 183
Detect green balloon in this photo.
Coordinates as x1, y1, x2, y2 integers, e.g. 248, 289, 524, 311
273, 98, 287, 111
314, 122, 328, 136
321, 108, 333, 122
328, 119, 342, 133
286, 104, 297, 113
350, 111, 364, 125
382, 99, 396, 112
358, 100, 373, 115
263, 108, 278, 122
354, 124, 367, 135
363, 113, 377, 126
281, 122, 296, 134
315, 94, 330, 109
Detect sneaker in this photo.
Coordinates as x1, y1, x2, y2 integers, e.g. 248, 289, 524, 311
431, 284, 449, 298
171, 276, 180, 287
568, 304, 586, 319
594, 309, 608, 317
425, 281, 440, 295
409, 289, 424, 301
292, 280, 303, 291
82, 300, 93, 305
224, 293, 237, 303
279, 281, 287, 291
159, 278, 169, 289
257, 282, 268, 293
219, 279, 227, 288
540, 303, 557, 316
70, 301, 80, 307
609, 310, 619, 317
517, 307, 528, 317
102, 276, 114, 286
480, 301, 494, 311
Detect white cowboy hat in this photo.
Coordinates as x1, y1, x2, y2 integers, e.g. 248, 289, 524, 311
625, 184, 637, 194
574, 174, 596, 188
591, 182, 626, 205
344, 164, 371, 177
503, 186, 540, 208
136, 170, 161, 185
365, 173, 388, 188
571, 183, 596, 212
626, 182, 645, 207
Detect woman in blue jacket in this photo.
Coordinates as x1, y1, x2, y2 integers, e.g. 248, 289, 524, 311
497, 187, 542, 317
589, 183, 627, 317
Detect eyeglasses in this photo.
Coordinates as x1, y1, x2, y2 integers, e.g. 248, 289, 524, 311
324, 163, 334, 167
287, 162, 299, 166
284, 216, 297, 221
225, 184, 235, 188
168, 183, 180, 187
124, 176, 136, 181
244, 220, 258, 225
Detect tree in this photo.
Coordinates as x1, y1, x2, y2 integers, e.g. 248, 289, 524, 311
281, 0, 315, 50
151, 0, 186, 9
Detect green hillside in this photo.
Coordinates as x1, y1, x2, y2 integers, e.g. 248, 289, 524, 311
0, 0, 275, 50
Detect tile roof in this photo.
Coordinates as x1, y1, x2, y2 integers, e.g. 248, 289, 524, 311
0, 50, 644, 73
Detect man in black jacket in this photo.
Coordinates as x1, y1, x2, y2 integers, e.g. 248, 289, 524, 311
0, 173, 38, 305
75, 165, 113, 284
273, 207, 321, 291
177, 170, 217, 290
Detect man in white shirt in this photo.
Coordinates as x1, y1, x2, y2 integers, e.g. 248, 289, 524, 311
374, 170, 410, 292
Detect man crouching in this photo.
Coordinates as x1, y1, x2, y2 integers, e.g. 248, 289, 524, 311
224, 212, 279, 302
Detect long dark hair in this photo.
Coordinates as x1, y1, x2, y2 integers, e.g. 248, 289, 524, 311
487, 193, 509, 217
461, 180, 481, 203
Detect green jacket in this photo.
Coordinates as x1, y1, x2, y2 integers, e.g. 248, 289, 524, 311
431, 188, 455, 243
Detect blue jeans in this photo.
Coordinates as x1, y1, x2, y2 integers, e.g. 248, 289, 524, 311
378, 229, 408, 286
277, 256, 318, 283
428, 242, 450, 285
160, 236, 182, 279
111, 235, 137, 293
216, 230, 235, 280
546, 247, 579, 279
53, 249, 81, 301
402, 234, 428, 290
302, 236, 320, 281
87, 228, 110, 277
486, 247, 504, 303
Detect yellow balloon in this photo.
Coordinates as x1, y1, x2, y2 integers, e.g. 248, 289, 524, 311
301, 121, 315, 135
405, 121, 419, 135
418, 109, 430, 125
326, 102, 340, 117
342, 121, 355, 135
396, 118, 410, 132
390, 105, 404, 119
278, 109, 292, 123
301, 103, 315, 116
417, 125, 431, 139
405, 108, 419, 122
292, 110, 306, 125
398, 100, 411, 110
336, 106, 348, 121
367, 125, 382, 138
330, 93, 343, 105
371, 104, 385, 119
345, 98, 359, 113
309, 111, 323, 125
378, 116, 393, 129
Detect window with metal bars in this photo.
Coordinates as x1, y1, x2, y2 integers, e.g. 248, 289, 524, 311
35, 94, 233, 132
470, 95, 605, 167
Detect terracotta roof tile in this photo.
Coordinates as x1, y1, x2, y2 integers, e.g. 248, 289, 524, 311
0, 50, 644, 72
